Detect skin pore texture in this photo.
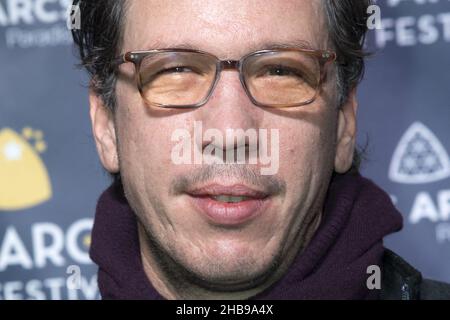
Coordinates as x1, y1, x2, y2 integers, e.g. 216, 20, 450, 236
89, 0, 358, 299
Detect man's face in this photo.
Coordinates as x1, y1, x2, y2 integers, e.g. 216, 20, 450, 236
92, 0, 356, 290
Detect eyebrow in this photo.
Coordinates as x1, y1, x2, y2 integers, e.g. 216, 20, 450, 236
138, 39, 318, 55
256, 40, 316, 51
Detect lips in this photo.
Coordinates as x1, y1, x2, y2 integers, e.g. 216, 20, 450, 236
186, 184, 271, 226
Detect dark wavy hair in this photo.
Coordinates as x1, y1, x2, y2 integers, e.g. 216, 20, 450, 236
71, 0, 371, 172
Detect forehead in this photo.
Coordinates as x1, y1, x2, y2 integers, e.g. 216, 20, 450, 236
123, 0, 328, 58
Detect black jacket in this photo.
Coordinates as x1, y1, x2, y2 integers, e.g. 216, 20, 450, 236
381, 249, 450, 300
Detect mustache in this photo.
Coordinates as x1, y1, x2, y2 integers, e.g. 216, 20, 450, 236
171, 165, 286, 196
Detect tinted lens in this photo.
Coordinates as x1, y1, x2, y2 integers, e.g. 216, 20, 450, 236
243, 50, 321, 107
138, 51, 217, 107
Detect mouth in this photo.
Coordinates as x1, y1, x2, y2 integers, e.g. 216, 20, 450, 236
185, 184, 272, 226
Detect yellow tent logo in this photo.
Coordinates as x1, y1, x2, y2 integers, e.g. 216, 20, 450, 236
0, 127, 52, 211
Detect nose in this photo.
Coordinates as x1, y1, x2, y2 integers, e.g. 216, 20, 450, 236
196, 70, 262, 160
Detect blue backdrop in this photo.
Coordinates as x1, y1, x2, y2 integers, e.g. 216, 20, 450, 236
0, 0, 449, 299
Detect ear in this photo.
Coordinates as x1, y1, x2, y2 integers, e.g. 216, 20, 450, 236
89, 88, 120, 173
334, 88, 358, 173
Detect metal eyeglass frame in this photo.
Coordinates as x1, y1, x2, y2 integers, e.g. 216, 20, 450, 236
112, 47, 337, 109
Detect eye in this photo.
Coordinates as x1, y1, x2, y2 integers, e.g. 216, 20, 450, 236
267, 66, 295, 76
261, 65, 304, 79
159, 66, 194, 75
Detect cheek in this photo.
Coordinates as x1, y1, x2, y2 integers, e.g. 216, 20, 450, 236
114, 84, 182, 193
277, 114, 336, 180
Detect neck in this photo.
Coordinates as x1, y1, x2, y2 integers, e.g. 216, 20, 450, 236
137, 210, 322, 300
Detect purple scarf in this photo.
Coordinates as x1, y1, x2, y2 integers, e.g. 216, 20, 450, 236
90, 172, 403, 299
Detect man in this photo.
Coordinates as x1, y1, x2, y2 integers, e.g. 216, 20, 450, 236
72, 0, 450, 299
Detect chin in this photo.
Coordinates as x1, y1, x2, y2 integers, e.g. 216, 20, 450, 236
173, 240, 282, 288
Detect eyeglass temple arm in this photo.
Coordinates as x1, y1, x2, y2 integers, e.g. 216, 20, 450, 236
112, 52, 141, 68
112, 54, 127, 68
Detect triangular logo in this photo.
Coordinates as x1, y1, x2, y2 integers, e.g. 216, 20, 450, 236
389, 122, 450, 184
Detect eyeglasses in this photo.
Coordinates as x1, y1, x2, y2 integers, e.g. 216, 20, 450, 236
113, 47, 336, 109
